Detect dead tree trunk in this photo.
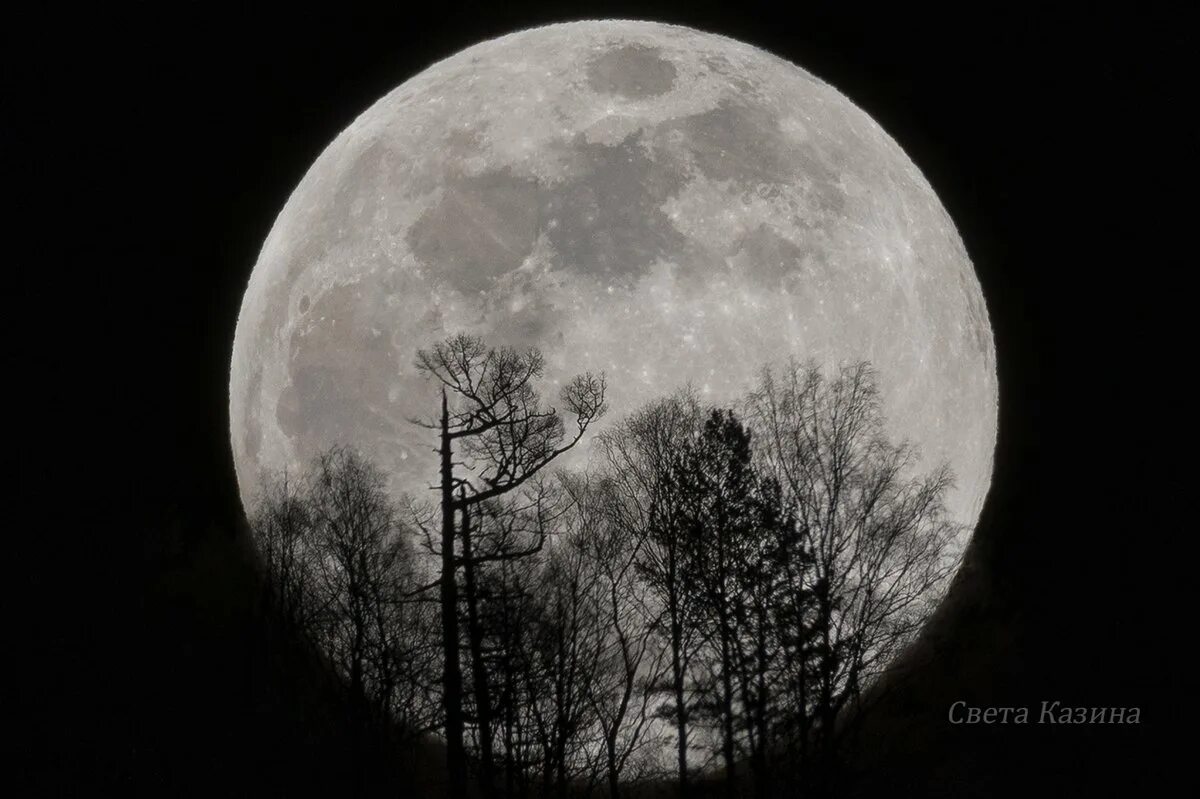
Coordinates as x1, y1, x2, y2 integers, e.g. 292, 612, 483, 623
439, 388, 468, 799
461, 490, 497, 797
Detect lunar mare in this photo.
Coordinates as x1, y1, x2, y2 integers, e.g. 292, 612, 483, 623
230, 20, 997, 552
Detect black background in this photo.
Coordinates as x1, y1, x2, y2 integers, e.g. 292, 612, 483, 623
15, 3, 1188, 795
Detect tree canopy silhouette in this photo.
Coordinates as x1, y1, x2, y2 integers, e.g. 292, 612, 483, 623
248, 343, 959, 799
414, 333, 607, 799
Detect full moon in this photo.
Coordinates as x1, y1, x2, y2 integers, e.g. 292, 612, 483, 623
230, 20, 996, 549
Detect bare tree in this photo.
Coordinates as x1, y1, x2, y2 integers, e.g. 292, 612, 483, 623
673, 409, 792, 799
562, 473, 669, 799
306, 447, 410, 721
598, 390, 705, 799
735, 474, 795, 799
486, 550, 543, 799
524, 534, 604, 799
249, 469, 319, 636
249, 446, 439, 786
414, 333, 607, 799
461, 479, 565, 798
744, 360, 959, 794
386, 590, 443, 745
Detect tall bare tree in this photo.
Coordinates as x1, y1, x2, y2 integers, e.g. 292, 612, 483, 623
414, 333, 606, 799
524, 535, 604, 799
598, 390, 705, 799
562, 474, 669, 799
461, 479, 564, 797
249, 469, 319, 636
485, 549, 543, 799
249, 446, 438, 786
744, 360, 959, 794
673, 409, 791, 799
306, 448, 410, 720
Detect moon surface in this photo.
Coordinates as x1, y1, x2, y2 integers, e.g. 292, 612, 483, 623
230, 20, 996, 549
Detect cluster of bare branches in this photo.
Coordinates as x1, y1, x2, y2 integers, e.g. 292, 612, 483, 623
249, 335, 959, 799
593, 362, 959, 798
408, 333, 609, 799
445, 476, 671, 799
249, 447, 442, 743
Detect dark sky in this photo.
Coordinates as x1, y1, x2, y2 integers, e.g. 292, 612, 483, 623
16, 3, 1188, 794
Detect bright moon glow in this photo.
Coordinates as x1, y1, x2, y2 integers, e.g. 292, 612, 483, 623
229, 20, 997, 551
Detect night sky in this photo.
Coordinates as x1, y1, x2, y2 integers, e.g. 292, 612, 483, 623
16, 4, 1187, 794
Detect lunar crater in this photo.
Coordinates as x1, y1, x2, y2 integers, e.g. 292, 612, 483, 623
587, 44, 678, 98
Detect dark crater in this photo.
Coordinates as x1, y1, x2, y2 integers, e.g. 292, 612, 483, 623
586, 45, 677, 99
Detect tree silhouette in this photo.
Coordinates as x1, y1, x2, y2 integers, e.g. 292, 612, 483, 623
744, 360, 959, 795
250, 469, 319, 636
306, 448, 405, 717
673, 409, 792, 799
481, 541, 544, 798
250, 446, 439, 780
597, 390, 705, 799
562, 474, 669, 799
414, 333, 607, 799
524, 532, 604, 798
246, 351, 957, 799
675, 410, 757, 796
